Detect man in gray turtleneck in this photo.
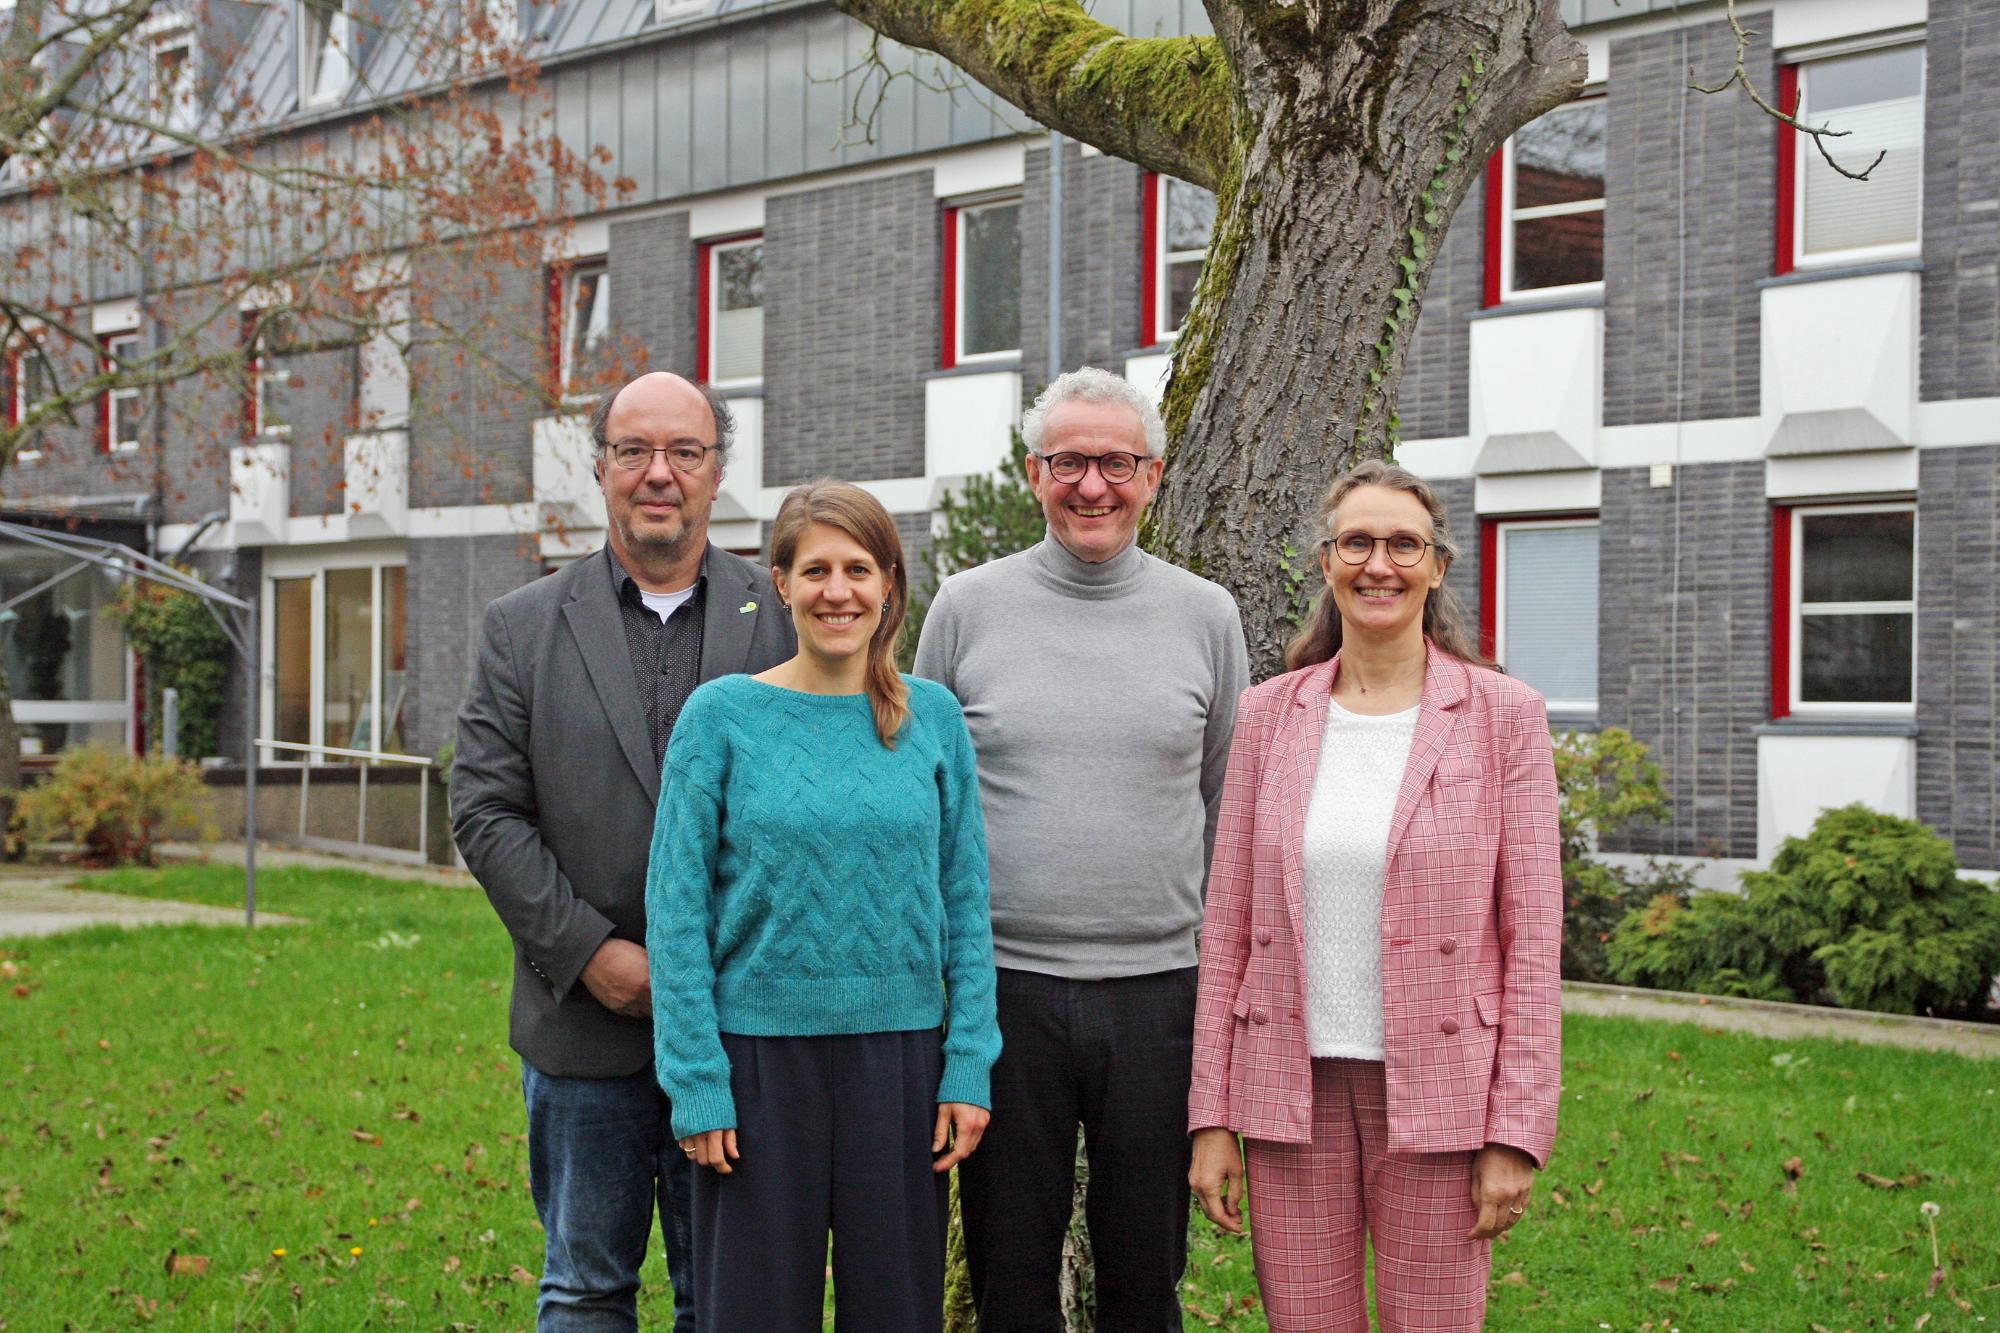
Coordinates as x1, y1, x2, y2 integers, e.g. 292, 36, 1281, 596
915, 366, 1249, 1330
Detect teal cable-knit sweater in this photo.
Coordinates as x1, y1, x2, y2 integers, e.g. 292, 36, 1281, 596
645, 672, 1000, 1139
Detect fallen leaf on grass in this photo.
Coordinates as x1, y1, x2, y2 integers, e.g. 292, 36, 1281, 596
507, 1264, 536, 1286
442, 1256, 460, 1275
1927, 1267, 1944, 1298
1782, 1157, 1804, 1179
1700, 1232, 1719, 1248
1651, 1275, 1681, 1292
350, 1129, 382, 1148
1914, 1313, 1931, 1329
163, 1251, 209, 1277
1497, 1270, 1529, 1286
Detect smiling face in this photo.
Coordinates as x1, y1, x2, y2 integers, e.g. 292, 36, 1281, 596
1322, 484, 1447, 645
597, 372, 721, 576
1025, 398, 1163, 564
773, 521, 891, 670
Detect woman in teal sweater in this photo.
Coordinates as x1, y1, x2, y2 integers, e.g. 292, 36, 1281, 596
646, 479, 1000, 1331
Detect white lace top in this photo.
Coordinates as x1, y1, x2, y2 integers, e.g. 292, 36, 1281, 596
1301, 698, 1418, 1060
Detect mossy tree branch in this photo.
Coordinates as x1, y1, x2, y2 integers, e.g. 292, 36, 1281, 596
827, 0, 1235, 192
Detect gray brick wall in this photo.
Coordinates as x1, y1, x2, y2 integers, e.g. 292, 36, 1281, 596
1603, 19, 1771, 427
1916, 445, 1999, 869
1020, 141, 1147, 383
407, 534, 545, 755
279, 336, 359, 520
608, 211, 697, 380
1599, 462, 1767, 857
764, 172, 934, 485
155, 311, 249, 525
1432, 477, 1481, 638
1920, 1, 2000, 401
206, 546, 261, 763
1400, 183, 1482, 441
408, 250, 541, 509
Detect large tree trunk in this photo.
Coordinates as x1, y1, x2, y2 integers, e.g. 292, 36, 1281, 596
0, 662, 21, 856
831, 0, 1584, 677
1149, 3, 1584, 676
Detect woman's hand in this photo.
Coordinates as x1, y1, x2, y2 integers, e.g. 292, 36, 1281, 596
932, 1103, 990, 1172
679, 1129, 739, 1174
1467, 1142, 1536, 1240
1189, 1127, 1247, 1235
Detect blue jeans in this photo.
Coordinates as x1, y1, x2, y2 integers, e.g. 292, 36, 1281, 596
521, 1061, 697, 1332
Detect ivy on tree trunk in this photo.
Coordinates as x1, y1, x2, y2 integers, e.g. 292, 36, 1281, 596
831, 0, 1585, 677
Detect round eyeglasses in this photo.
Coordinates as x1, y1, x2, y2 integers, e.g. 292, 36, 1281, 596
1035, 451, 1152, 484
1322, 531, 1436, 567
607, 442, 718, 472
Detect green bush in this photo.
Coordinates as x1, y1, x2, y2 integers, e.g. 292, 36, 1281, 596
111, 574, 231, 759
899, 428, 1045, 670
11, 744, 218, 866
1553, 727, 1689, 982
1607, 804, 2000, 1016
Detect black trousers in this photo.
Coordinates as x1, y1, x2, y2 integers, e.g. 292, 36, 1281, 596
958, 967, 1198, 1332
692, 1029, 950, 1332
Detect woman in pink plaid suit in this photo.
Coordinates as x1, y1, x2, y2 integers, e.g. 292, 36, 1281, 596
1188, 460, 1563, 1331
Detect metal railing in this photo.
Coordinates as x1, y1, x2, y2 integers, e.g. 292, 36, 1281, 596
253, 739, 437, 866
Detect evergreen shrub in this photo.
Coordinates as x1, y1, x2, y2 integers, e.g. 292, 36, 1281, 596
1607, 804, 2000, 1017
1553, 727, 1692, 982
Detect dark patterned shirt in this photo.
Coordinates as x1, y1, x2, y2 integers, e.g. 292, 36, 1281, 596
607, 550, 707, 767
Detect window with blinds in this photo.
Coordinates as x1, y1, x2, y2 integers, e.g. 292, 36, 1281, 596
1797, 46, 1923, 263
1498, 520, 1599, 711
709, 238, 764, 386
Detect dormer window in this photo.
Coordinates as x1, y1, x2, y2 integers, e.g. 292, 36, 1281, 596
300, 0, 355, 107
144, 13, 198, 128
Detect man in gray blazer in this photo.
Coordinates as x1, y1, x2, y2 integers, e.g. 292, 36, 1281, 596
452, 371, 794, 1332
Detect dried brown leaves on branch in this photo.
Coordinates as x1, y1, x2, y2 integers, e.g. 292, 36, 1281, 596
0, 0, 634, 487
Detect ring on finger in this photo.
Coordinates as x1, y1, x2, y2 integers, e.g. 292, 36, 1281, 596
1508, 1206, 1525, 1215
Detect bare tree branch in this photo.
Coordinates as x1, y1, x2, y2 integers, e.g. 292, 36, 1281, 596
826, 0, 1234, 191
1690, 0, 1884, 181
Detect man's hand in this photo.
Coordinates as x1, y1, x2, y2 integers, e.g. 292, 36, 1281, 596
1467, 1142, 1537, 1241
1189, 1127, 1247, 1235
679, 1129, 739, 1173
578, 938, 651, 1018
932, 1103, 990, 1173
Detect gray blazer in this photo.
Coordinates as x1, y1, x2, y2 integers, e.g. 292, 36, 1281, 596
451, 544, 796, 1078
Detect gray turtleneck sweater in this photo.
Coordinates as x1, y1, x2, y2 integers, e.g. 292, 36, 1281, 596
914, 535, 1249, 978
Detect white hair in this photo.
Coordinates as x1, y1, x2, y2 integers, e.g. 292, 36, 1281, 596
1020, 366, 1167, 459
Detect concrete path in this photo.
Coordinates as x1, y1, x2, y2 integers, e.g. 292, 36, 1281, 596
0, 875, 300, 938
1565, 980, 2000, 1061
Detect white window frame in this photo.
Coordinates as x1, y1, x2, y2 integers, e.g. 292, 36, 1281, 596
705, 236, 764, 390
143, 11, 198, 129
1493, 516, 1600, 715
9, 337, 49, 463
951, 194, 1022, 366
1498, 96, 1607, 304
1788, 500, 1917, 718
260, 552, 409, 761
558, 257, 608, 404
1152, 175, 1213, 344
299, 0, 355, 108
104, 330, 142, 453
249, 314, 295, 439
1790, 43, 1925, 272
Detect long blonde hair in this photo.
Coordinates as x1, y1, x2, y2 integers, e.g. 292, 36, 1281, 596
1283, 460, 1490, 671
770, 480, 911, 746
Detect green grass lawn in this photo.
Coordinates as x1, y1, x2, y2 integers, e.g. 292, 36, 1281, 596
2, 864, 1996, 1330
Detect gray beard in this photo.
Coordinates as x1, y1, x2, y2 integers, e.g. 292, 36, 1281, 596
614, 511, 693, 559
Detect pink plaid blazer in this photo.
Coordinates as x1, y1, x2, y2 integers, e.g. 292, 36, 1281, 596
1188, 646, 1562, 1165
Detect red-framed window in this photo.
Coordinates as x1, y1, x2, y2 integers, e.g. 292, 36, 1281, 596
1776, 45, 1924, 276
1478, 514, 1600, 712
697, 233, 764, 388
1483, 96, 1606, 306
1142, 171, 1216, 345
1770, 501, 1916, 719
100, 329, 142, 454
940, 195, 1021, 369
547, 256, 609, 402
